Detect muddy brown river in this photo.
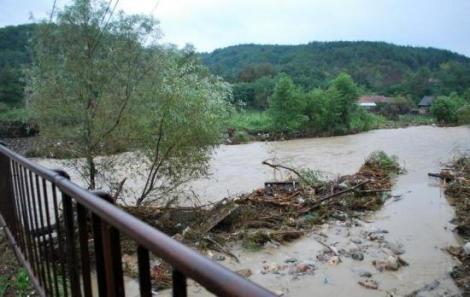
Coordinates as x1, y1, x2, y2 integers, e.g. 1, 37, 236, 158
37, 125, 470, 296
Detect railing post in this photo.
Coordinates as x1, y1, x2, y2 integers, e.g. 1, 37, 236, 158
0, 145, 18, 240
92, 191, 125, 297
54, 169, 82, 297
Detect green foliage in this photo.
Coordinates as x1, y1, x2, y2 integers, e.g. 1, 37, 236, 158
0, 275, 7, 297
27, 0, 230, 203
0, 24, 36, 107
130, 47, 231, 204
325, 73, 359, 133
457, 105, 470, 125
202, 42, 470, 101
268, 74, 307, 131
303, 73, 360, 134
430, 95, 465, 123
350, 108, 387, 132
0, 269, 31, 297
298, 168, 325, 187
365, 151, 401, 175
0, 107, 31, 123
228, 111, 272, 133
231, 130, 251, 144
14, 269, 30, 296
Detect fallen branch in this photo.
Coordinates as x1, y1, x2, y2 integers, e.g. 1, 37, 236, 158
314, 238, 342, 262
203, 236, 240, 263
300, 180, 370, 213
262, 160, 316, 188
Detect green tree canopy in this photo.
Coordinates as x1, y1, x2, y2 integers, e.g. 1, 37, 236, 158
268, 74, 307, 131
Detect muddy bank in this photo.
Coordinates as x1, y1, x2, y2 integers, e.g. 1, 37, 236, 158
435, 156, 470, 296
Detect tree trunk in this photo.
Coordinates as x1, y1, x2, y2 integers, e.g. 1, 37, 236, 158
87, 155, 96, 190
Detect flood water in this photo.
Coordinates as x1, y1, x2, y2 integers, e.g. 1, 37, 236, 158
37, 125, 470, 296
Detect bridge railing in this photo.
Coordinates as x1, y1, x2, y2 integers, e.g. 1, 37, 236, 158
0, 144, 275, 297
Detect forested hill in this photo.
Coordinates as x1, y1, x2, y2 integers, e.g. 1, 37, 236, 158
201, 42, 470, 102
0, 24, 36, 107
1, 24, 470, 109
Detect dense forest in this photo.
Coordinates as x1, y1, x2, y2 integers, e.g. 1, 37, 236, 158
1, 24, 470, 115
202, 42, 470, 108
0, 24, 36, 109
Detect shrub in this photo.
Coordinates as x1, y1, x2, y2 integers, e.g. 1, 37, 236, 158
457, 105, 470, 125
431, 96, 459, 123
365, 151, 401, 175
231, 130, 251, 144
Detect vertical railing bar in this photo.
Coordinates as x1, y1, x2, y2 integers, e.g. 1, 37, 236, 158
13, 161, 30, 261
52, 184, 69, 297
137, 246, 152, 297
6, 159, 19, 248
58, 169, 82, 297
11, 161, 26, 254
28, 170, 48, 290
91, 213, 107, 297
18, 165, 38, 276
172, 269, 187, 297
25, 167, 45, 287
35, 173, 53, 296
76, 203, 92, 297
42, 178, 60, 297
93, 191, 125, 297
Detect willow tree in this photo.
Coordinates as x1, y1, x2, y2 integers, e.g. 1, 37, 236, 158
130, 46, 230, 206
26, 0, 230, 201
27, 0, 159, 189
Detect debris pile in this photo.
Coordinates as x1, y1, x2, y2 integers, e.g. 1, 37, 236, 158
120, 151, 402, 290
434, 155, 470, 295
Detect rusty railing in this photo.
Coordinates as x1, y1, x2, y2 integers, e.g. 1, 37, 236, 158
0, 143, 275, 297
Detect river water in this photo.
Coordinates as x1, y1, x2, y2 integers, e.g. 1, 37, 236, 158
37, 125, 470, 296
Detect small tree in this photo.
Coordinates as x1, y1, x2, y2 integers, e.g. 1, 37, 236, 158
430, 95, 464, 124
268, 74, 306, 131
457, 105, 470, 125
324, 73, 359, 133
304, 88, 328, 132
130, 47, 230, 205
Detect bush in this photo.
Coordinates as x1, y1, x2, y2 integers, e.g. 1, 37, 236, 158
430, 95, 464, 124
365, 151, 401, 175
457, 105, 470, 125
231, 130, 251, 144
227, 111, 272, 133
350, 109, 386, 132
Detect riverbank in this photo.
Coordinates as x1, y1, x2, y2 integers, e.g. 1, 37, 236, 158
226, 111, 436, 144
435, 156, 470, 295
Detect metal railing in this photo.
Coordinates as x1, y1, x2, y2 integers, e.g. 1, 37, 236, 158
0, 144, 275, 297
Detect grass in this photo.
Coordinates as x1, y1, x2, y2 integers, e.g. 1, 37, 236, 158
0, 268, 31, 297
227, 110, 272, 134
227, 110, 437, 144
0, 107, 31, 123
382, 114, 436, 128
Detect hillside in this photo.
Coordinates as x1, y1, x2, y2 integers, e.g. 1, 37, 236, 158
202, 42, 470, 106
0, 24, 36, 107
1, 24, 470, 109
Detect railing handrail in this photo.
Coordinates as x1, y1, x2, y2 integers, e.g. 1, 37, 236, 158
0, 144, 275, 297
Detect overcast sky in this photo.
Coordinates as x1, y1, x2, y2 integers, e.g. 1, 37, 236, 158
1, 0, 470, 56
